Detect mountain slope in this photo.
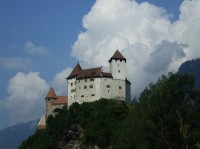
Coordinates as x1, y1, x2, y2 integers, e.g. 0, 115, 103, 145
178, 58, 200, 89
0, 119, 39, 149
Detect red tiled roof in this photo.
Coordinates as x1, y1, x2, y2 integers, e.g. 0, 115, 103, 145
108, 50, 126, 62
46, 87, 57, 99
77, 67, 102, 79
67, 63, 82, 79
52, 96, 68, 105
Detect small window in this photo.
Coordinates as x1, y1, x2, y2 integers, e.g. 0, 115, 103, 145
118, 64, 119, 66
119, 86, 122, 89
118, 70, 120, 73
89, 84, 93, 88
91, 94, 95, 96
90, 78, 94, 81
92, 72, 95, 75
108, 90, 109, 92
79, 80, 80, 83
105, 79, 106, 81
106, 85, 111, 88
71, 83, 73, 86
85, 79, 87, 82
74, 95, 75, 99
81, 95, 84, 98
120, 60, 122, 62
84, 85, 87, 89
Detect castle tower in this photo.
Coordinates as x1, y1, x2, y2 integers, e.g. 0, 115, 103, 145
109, 50, 126, 80
67, 63, 82, 107
45, 86, 57, 119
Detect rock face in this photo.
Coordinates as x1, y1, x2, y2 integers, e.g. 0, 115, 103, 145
57, 125, 82, 149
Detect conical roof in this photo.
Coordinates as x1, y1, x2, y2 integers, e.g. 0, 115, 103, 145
46, 86, 57, 99
38, 114, 46, 129
108, 50, 126, 62
67, 63, 82, 79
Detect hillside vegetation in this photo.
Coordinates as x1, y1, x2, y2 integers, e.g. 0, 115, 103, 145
19, 73, 200, 149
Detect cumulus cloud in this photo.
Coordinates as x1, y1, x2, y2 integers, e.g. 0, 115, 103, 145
52, 67, 72, 95
0, 57, 31, 70
24, 41, 50, 56
4, 72, 49, 125
145, 40, 187, 74
71, 0, 200, 97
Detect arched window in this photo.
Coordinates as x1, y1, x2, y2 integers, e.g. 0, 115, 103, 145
89, 84, 93, 88
81, 95, 84, 98
53, 108, 60, 113
91, 94, 95, 96
84, 85, 87, 89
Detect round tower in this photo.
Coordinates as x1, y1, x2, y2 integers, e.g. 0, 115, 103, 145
45, 86, 57, 119
109, 50, 126, 80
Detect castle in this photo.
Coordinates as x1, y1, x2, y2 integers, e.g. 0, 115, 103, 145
38, 50, 131, 129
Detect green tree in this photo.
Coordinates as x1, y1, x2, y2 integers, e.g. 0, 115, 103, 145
113, 73, 200, 149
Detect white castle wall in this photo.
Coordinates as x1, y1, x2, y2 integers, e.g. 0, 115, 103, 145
68, 78, 76, 107
110, 59, 125, 80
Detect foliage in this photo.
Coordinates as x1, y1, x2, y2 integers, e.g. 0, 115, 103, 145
112, 73, 200, 149
19, 99, 128, 149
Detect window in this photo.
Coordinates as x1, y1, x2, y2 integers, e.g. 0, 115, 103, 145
84, 85, 87, 89
74, 95, 75, 99
118, 64, 119, 66
105, 79, 107, 81
79, 80, 80, 83
91, 94, 95, 96
119, 86, 122, 89
89, 84, 93, 88
71, 83, 73, 86
53, 108, 60, 113
85, 79, 87, 82
108, 90, 109, 92
90, 78, 94, 81
118, 70, 120, 73
81, 95, 84, 98
71, 89, 76, 93
106, 85, 111, 88
120, 60, 122, 62
79, 87, 81, 90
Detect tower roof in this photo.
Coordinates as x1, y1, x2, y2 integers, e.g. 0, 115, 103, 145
38, 114, 46, 129
108, 50, 126, 63
46, 86, 57, 99
67, 63, 82, 79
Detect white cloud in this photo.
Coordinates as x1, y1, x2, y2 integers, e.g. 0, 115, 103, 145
0, 57, 31, 70
24, 41, 50, 56
52, 67, 72, 95
71, 0, 200, 97
4, 72, 49, 125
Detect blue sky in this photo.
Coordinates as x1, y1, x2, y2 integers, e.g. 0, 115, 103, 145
1, 0, 200, 129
